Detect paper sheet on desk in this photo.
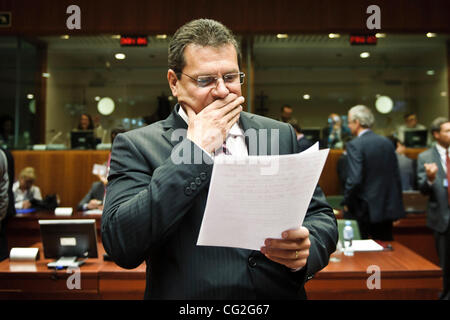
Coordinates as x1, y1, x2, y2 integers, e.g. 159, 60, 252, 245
197, 143, 329, 251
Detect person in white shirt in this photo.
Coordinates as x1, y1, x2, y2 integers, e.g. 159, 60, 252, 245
396, 112, 427, 144
12, 167, 42, 210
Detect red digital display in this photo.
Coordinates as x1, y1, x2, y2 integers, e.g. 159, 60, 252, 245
120, 36, 148, 46
350, 35, 377, 45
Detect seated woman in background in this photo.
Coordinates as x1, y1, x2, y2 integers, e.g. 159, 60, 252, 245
75, 113, 94, 131
13, 167, 42, 209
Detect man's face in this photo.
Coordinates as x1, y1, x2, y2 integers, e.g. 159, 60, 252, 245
405, 114, 418, 128
168, 43, 241, 114
281, 107, 293, 121
347, 112, 359, 136
434, 122, 450, 147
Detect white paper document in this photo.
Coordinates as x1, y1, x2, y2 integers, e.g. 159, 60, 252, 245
92, 164, 107, 177
197, 143, 329, 251
351, 240, 384, 252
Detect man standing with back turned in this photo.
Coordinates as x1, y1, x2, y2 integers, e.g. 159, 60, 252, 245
343, 105, 404, 241
417, 117, 450, 300
102, 19, 337, 299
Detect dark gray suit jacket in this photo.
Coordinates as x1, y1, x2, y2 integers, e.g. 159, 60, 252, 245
102, 105, 338, 299
417, 147, 450, 233
343, 130, 405, 223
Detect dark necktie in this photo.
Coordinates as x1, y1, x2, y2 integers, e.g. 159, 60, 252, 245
446, 150, 450, 205
222, 140, 231, 155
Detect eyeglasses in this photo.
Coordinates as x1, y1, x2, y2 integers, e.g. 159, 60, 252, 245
178, 72, 245, 88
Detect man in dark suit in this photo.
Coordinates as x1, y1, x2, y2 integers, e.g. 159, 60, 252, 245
0, 147, 15, 261
417, 117, 450, 300
77, 181, 105, 211
343, 105, 404, 240
102, 18, 337, 299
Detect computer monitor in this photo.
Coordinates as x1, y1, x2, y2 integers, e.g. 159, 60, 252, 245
70, 130, 97, 150
39, 219, 98, 268
301, 128, 321, 144
404, 129, 428, 148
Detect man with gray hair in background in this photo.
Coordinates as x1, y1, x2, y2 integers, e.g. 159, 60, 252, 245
343, 105, 404, 240
417, 117, 450, 300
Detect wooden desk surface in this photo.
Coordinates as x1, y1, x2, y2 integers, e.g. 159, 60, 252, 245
305, 241, 442, 299
0, 241, 441, 300
0, 242, 146, 300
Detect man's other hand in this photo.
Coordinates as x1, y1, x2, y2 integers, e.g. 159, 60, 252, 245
261, 226, 310, 270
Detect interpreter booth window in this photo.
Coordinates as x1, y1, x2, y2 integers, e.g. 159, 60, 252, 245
41, 35, 177, 149
0, 37, 40, 150
252, 34, 449, 149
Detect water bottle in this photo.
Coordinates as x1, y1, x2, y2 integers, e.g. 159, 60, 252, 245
343, 220, 354, 256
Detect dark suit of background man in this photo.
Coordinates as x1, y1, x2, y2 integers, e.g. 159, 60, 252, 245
0, 147, 15, 261
102, 18, 338, 299
417, 117, 450, 300
343, 105, 404, 241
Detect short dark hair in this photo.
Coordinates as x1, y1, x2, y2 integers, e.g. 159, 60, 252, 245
168, 19, 241, 74
404, 112, 416, 120
281, 105, 292, 112
110, 127, 126, 145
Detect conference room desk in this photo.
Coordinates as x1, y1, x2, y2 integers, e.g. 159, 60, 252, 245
0, 242, 146, 300
6, 210, 102, 250
0, 242, 441, 300
305, 242, 442, 300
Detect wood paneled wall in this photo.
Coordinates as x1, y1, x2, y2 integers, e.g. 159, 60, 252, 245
1, 0, 449, 35
11, 150, 110, 210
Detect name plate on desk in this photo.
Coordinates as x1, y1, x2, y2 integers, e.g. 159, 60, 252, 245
10, 247, 40, 261
55, 207, 73, 216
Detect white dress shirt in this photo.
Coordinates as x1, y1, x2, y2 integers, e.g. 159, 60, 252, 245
178, 105, 248, 159
12, 181, 42, 209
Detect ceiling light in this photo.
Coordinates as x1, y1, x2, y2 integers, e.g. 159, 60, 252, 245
95, 96, 101, 101
360, 52, 370, 58
426, 70, 435, 76
97, 97, 115, 115
42, 73, 50, 78
115, 53, 126, 60
375, 33, 386, 38
27, 94, 34, 100
60, 35, 70, 40
111, 35, 121, 39
328, 33, 340, 39
156, 34, 167, 39
276, 34, 288, 39
426, 32, 437, 38
303, 94, 311, 100
441, 91, 447, 97
375, 96, 393, 114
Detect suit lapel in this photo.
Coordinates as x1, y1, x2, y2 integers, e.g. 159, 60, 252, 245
239, 112, 262, 156
432, 146, 446, 180
161, 104, 188, 147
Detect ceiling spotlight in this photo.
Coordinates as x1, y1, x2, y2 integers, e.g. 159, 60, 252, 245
95, 96, 101, 101
375, 96, 393, 114
426, 32, 437, 38
328, 33, 341, 39
111, 35, 121, 39
276, 34, 288, 39
60, 35, 70, 40
375, 33, 386, 38
156, 34, 167, 39
27, 94, 34, 100
42, 73, 50, 78
440, 91, 447, 97
303, 94, 311, 100
426, 70, 435, 76
360, 52, 370, 59
115, 53, 126, 60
